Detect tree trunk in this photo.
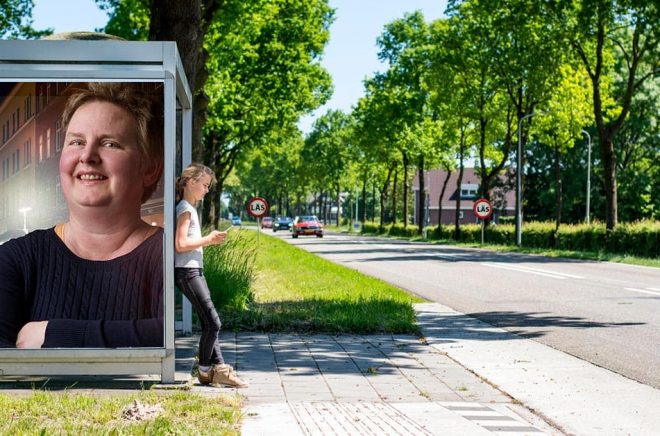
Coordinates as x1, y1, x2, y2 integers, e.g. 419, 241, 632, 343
372, 182, 376, 223
336, 184, 341, 227
361, 178, 367, 223
379, 167, 393, 231
391, 168, 398, 225
601, 137, 617, 229
149, 0, 222, 161
403, 153, 409, 228
438, 168, 452, 227
416, 156, 425, 236
454, 127, 466, 240
554, 145, 562, 232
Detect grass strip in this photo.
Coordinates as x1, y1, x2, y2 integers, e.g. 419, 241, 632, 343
218, 230, 424, 334
0, 390, 242, 435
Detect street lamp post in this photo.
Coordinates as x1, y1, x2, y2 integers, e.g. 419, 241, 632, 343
515, 112, 543, 246
423, 171, 430, 240
18, 207, 32, 234
581, 130, 592, 224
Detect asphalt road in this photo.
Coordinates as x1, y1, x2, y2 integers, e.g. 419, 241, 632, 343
267, 229, 660, 390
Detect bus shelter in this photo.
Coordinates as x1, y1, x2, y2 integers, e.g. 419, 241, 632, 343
0, 39, 192, 383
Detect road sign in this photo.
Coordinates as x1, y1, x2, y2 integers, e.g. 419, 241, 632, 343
247, 197, 269, 218
473, 198, 493, 220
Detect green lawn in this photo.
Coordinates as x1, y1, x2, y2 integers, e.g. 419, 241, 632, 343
0, 391, 242, 435
218, 230, 424, 334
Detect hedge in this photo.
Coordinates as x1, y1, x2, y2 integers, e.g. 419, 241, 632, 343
360, 221, 659, 258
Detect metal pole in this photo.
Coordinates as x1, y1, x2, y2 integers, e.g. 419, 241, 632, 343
581, 130, 592, 224
18, 207, 31, 234
424, 171, 430, 240
515, 112, 542, 246
424, 190, 430, 241
355, 189, 359, 231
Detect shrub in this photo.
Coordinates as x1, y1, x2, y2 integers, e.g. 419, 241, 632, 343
606, 221, 660, 258
204, 229, 256, 310
361, 223, 387, 234
555, 223, 605, 251
363, 218, 659, 258
521, 221, 556, 249
388, 224, 420, 237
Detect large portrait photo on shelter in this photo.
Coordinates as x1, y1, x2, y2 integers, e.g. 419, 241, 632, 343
0, 81, 165, 349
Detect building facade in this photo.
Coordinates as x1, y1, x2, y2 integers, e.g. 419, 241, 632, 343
0, 81, 164, 242
412, 167, 515, 225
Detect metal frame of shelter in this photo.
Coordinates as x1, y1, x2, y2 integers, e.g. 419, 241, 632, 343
0, 40, 192, 383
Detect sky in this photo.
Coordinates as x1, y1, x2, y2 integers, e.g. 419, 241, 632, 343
31, 0, 447, 134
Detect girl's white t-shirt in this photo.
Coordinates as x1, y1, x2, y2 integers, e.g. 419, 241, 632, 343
175, 200, 204, 268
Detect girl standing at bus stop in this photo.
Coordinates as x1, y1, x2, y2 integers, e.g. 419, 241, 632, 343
175, 163, 247, 388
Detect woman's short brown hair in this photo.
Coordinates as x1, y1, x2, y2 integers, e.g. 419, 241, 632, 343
62, 82, 164, 203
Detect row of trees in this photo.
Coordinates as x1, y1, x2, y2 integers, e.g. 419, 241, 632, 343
3, 0, 657, 233
237, 0, 658, 235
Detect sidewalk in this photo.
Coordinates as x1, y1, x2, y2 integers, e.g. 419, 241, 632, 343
215, 302, 660, 435
206, 305, 558, 435
4, 302, 658, 434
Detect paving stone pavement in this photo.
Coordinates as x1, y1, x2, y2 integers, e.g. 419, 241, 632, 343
192, 331, 559, 435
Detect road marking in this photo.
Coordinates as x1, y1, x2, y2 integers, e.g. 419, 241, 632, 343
481, 262, 584, 280
624, 287, 660, 296
647, 287, 660, 292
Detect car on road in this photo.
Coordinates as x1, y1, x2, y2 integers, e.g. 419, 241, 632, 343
231, 216, 242, 226
273, 216, 293, 232
292, 215, 323, 238
261, 216, 274, 229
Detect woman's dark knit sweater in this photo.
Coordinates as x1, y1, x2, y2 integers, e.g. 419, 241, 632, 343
0, 228, 163, 348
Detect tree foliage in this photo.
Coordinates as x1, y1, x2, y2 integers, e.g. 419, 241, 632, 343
91, 0, 658, 230
0, 0, 51, 39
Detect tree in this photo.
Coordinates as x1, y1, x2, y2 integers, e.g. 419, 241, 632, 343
95, 0, 150, 40
534, 64, 593, 230
201, 0, 333, 223
375, 12, 446, 233
303, 110, 354, 226
0, 0, 51, 39
557, 0, 660, 229
449, 0, 566, 238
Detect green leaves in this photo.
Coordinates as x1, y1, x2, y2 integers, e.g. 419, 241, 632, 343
0, 0, 51, 39
95, 0, 150, 40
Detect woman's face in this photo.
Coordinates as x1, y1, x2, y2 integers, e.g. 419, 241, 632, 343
60, 100, 148, 214
188, 174, 212, 203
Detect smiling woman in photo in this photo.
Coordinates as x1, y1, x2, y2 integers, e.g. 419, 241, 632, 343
0, 82, 164, 349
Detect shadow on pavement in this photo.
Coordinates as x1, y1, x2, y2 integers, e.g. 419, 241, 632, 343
416, 309, 644, 343
311, 246, 599, 265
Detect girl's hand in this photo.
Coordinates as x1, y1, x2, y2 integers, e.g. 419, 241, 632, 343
16, 321, 48, 348
206, 230, 227, 246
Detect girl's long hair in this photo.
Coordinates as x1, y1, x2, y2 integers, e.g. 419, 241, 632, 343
175, 163, 217, 202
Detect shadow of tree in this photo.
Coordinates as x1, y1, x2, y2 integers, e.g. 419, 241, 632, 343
310, 245, 601, 265
416, 308, 644, 343
228, 332, 441, 378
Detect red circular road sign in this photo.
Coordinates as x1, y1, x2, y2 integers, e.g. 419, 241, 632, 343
247, 197, 269, 218
473, 198, 493, 220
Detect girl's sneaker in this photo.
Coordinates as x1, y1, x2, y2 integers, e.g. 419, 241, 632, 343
211, 364, 249, 388
197, 366, 212, 385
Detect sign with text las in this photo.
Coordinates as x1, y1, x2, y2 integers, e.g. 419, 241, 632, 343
247, 197, 269, 218
473, 198, 493, 220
